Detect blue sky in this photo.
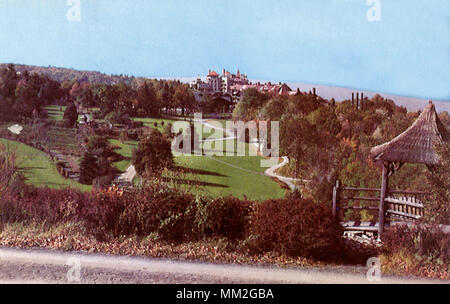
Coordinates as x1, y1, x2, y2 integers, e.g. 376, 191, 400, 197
0, 0, 448, 101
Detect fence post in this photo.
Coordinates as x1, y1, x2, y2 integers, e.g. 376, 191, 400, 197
332, 179, 341, 222
378, 164, 389, 238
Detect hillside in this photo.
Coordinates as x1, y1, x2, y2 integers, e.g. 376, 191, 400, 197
0, 63, 137, 85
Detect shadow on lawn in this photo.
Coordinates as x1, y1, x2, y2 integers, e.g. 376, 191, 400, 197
19, 166, 47, 171
162, 177, 228, 188
173, 165, 228, 177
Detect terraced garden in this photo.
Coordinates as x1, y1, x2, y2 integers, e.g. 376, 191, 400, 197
0, 138, 90, 191
44, 105, 66, 121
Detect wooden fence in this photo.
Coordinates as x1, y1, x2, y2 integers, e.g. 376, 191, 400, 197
332, 180, 428, 235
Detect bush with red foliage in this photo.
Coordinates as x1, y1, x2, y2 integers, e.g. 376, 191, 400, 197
0, 187, 87, 225
250, 198, 342, 259
194, 196, 254, 240
81, 183, 197, 242
382, 225, 448, 264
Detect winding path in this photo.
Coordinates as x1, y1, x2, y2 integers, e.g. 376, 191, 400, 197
117, 119, 301, 190
201, 119, 301, 190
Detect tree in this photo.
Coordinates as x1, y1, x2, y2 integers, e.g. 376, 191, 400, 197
280, 113, 317, 178
425, 143, 450, 225
79, 135, 119, 185
286, 93, 321, 116
136, 81, 159, 116
260, 95, 288, 121
173, 85, 195, 116
232, 88, 268, 121
79, 151, 99, 185
0, 143, 26, 205
14, 73, 42, 119
132, 129, 173, 178
157, 82, 172, 113
63, 102, 78, 127
0, 65, 18, 120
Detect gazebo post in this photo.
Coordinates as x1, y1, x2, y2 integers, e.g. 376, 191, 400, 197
369, 101, 449, 238
378, 163, 389, 237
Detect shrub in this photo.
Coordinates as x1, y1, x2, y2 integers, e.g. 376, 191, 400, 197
424, 143, 450, 225
92, 175, 114, 189
127, 130, 139, 141
119, 131, 128, 143
194, 196, 253, 240
250, 198, 342, 259
63, 102, 78, 127
381, 225, 449, 279
0, 187, 86, 225
83, 188, 127, 240
82, 183, 196, 242
132, 129, 174, 178
136, 109, 146, 118
131, 121, 144, 128
163, 123, 173, 138
383, 225, 448, 263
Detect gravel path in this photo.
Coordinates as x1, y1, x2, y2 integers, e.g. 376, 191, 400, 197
0, 247, 442, 284
117, 163, 137, 184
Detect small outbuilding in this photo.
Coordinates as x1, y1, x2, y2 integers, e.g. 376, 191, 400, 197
370, 101, 449, 234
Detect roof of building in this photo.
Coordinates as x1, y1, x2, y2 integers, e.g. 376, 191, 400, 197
370, 101, 449, 166
207, 70, 219, 77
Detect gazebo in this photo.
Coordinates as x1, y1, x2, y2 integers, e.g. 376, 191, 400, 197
370, 101, 449, 235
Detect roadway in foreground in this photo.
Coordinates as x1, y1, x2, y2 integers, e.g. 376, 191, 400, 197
0, 247, 443, 284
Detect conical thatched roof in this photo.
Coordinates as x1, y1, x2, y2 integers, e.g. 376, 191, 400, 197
370, 101, 450, 166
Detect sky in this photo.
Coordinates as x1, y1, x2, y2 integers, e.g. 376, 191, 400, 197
0, 0, 448, 101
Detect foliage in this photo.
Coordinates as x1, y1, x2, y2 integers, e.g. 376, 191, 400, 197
79, 135, 119, 185
381, 225, 449, 279
132, 129, 174, 178
250, 198, 342, 259
0, 143, 26, 207
424, 143, 450, 225
232, 88, 269, 121
63, 102, 78, 127
279, 113, 317, 178
194, 196, 253, 240
0, 64, 197, 123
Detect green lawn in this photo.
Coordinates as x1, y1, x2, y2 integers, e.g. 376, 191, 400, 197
111, 114, 281, 200
173, 137, 284, 200
0, 138, 90, 191
44, 105, 66, 121
109, 132, 284, 200
132, 117, 176, 132
109, 139, 138, 172
173, 154, 286, 201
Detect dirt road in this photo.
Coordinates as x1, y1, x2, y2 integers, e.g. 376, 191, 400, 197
0, 247, 441, 284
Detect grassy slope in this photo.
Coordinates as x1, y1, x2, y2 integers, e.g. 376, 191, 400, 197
109, 139, 138, 172
175, 154, 286, 201
132, 117, 175, 132
0, 138, 90, 191
111, 118, 286, 200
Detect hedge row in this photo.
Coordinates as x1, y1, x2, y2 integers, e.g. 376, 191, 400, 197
0, 183, 342, 259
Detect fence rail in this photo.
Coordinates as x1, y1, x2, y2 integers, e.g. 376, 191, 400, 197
332, 180, 428, 235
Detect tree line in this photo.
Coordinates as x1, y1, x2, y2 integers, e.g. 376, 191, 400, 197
232, 88, 450, 221
0, 64, 196, 123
